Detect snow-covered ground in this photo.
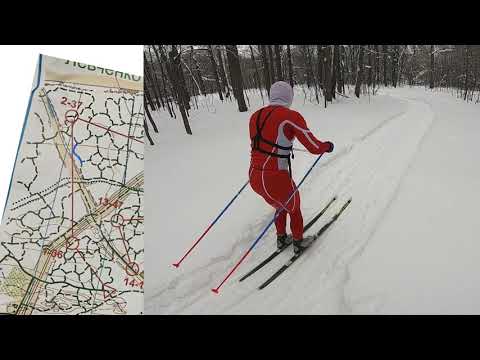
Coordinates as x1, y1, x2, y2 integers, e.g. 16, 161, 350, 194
146, 86, 480, 314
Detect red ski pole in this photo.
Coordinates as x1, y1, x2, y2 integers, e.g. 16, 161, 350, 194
172, 180, 250, 268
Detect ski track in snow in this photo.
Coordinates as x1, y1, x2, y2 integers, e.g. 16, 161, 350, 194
334, 97, 436, 313
146, 90, 438, 314
342, 89, 480, 314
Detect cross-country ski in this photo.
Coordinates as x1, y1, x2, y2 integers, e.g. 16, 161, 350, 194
238, 196, 337, 283
258, 198, 352, 290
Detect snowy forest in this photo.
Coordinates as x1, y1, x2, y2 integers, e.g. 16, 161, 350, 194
144, 45, 480, 143
146, 45, 480, 314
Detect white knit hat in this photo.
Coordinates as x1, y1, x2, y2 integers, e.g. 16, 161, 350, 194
269, 81, 294, 108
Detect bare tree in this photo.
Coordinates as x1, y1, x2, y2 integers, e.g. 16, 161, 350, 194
249, 45, 264, 100
158, 46, 193, 134
367, 45, 372, 88
336, 45, 344, 94
430, 45, 435, 89
287, 44, 294, 88
267, 45, 276, 84
305, 45, 319, 103
374, 45, 379, 90
331, 45, 340, 99
207, 45, 224, 101
324, 45, 333, 102
464, 45, 470, 100
190, 46, 206, 96
144, 52, 162, 110
392, 45, 399, 88
317, 45, 324, 90
260, 45, 272, 95
355, 45, 365, 98
143, 118, 154, 145
383, 45, 388, 87
274, 45, 283, 81
169, 46, 191, 111
216, 46, 230, 98
225, 45, 248, 112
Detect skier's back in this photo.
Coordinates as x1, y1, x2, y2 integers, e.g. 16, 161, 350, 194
248, 81, 334, 254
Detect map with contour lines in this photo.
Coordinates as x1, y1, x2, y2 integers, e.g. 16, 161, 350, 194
0, 54, 144, 315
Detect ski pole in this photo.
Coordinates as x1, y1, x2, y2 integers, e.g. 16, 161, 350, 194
211, 153, 324, 294
172, 179, 250, 268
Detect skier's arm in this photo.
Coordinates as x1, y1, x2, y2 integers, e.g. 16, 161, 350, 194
289, 112, 333, 155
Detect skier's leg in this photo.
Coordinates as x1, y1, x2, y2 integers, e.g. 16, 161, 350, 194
250, 168, 297, 248
289, 193, 315, 254
288, 190, 304, 240
275, 209, 287, 236
275, 209, 292, 249
249, 168, 281, 210
261, 170, 304, 240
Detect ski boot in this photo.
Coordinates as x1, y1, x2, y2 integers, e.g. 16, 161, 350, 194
293, 235, 315, 255
277, 234, 292, 250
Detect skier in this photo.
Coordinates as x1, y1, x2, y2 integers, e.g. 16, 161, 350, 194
249, 81, 334, 254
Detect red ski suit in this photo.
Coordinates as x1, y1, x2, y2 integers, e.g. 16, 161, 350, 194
248, 105, 331, 240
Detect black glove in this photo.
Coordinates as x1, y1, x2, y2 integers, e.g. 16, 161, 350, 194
325, 141, 334, 153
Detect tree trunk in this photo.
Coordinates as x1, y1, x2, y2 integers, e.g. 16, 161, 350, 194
367, 45, 372, 87
464, 45, 470, 101
145, 49, 164, 110
249, 45, 264, 99
430, 45, 435, 89
302, 46, 311, 88
397, 45, 406, 86
304, 45, 318, 102
336, 45, 344, 93
274, 45, 283, 81
374, 45, 379, 90
143, 119, 154, 145
472, 56, 477, 102
225, 45, 248, 112
355, 45, 365, 98
317, 45, 324, 89
143, 56, 160, 110
260, 45, 272, 95
216, 46, 230, 98
143, 79, 156, 111
143, 71, 156, 110
351, 46, 357, 84
391, 45, 399, 88
383, 45, 388, 87
287, 44, 294, 88
158, 59, 175, 118
331, 45, 339, 99
169, 46, 191, 111
324, 45, 332, 102
190, 46, 206, 96
207, 45, 224, 101
144, 103, 158, 133
160, 46, 192, 134
267, 45, 276, 84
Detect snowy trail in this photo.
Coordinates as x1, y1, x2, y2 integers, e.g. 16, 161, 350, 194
345, 89, 480, 314
146, 88, 447, 314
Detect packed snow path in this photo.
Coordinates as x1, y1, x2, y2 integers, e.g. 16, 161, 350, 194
146, 87, 480, 314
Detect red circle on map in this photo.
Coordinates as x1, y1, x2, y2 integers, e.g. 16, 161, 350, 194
125, 262, 140, 276
110, 214, 125, 228
67, 237, 80, 251
64, 109, 79, 125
